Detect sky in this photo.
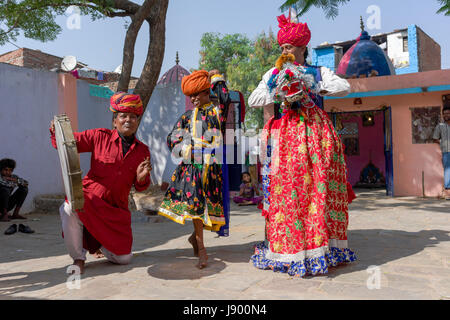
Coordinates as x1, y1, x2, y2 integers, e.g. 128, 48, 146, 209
1, 0, 450, 78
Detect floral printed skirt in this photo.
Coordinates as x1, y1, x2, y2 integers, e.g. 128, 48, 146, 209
251, 106, 357, 276
158, 163, 225, 232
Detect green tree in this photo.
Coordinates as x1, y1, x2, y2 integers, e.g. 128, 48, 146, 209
198, 32, 252, 76
437, 0, 450, 15
280, 0, 450, 19
199, 30, 280, 136
0, 0, 169, 115
227, 29, 279, 102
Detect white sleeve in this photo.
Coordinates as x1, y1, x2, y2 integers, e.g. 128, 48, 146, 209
317, 66, 351, 97
248, 68, 275, 108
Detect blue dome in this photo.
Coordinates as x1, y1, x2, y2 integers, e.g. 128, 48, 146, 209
337, 30, 395, 77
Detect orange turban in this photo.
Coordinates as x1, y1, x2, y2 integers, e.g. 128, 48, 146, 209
181, 70, 210, 96
109, 92, 144, 115
277, 14, 311, 47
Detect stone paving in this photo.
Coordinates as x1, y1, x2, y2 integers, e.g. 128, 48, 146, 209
0, 189, 449, 300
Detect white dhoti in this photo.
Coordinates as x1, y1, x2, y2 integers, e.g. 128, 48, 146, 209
59, 201, 133, 265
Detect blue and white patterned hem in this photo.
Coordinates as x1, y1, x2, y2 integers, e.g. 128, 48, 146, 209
250, 241, 357, 277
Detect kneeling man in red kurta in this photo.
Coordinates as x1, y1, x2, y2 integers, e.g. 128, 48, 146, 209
50, 92, 152, 274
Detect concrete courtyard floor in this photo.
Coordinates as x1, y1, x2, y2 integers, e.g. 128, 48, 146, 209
0, 189, 449, 300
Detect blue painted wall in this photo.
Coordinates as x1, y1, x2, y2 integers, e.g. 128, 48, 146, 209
311, 46, 335, 70
395, 25, 419, 75
313, 25, 421, 75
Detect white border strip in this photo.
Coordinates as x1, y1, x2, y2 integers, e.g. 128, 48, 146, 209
265, 239, 349, 262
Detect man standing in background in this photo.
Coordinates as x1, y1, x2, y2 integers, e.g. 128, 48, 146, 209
433, 107, 450, 197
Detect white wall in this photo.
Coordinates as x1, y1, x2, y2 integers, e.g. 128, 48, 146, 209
137, 81, 186, 185
0, 63, 63, 213
387, 31, 410, 69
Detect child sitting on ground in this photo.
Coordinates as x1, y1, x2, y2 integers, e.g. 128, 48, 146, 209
0, 158, 29, 221
233, 172, 263, 206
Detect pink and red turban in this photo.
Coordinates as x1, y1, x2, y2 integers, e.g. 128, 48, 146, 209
277, 14, 311, 47
110, 92, 144, 115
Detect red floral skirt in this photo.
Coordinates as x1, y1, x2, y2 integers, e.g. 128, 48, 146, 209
252, 106, 356, 276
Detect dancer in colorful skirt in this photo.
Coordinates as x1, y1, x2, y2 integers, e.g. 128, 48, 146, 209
158, 70, 231, 269
50, 93, 151, 274
248, 13, 357, 277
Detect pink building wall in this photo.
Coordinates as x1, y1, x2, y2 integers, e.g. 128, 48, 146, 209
57, 73, 79, 131
325, 69, 450, 197
341, 112, 385, 186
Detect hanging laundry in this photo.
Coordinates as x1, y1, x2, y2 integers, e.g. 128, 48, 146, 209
78, 69, 97, 79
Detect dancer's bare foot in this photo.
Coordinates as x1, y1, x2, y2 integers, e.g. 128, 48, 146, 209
188, 232, 199, 257
197, 247, 208, 269
92, 249, 104, 259
72, 259, 85, 274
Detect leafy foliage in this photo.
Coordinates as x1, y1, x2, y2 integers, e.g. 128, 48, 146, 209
436, 0, 450, 16
199, 30, 281, 135
280, 0, 450, 19
198, 32, 252, 76
227, 30, 280, 100
199, 30, 280, 103
280, 0, 350, 20
0, 0, 121, 45
0, 0, 169, 116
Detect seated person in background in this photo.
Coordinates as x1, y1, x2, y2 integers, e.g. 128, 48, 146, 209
0, 158, 28, 222
233, 172, 263, 206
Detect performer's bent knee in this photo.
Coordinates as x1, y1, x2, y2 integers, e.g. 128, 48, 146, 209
108, 253, 132, 265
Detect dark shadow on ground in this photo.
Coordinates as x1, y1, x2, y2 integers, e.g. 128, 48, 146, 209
146, 241, 259, 280
320, 228, 450, 279
0, 213, 193, 265
1, 227, 448, 295
0, 241, 258, 297
0, 200, 260, 265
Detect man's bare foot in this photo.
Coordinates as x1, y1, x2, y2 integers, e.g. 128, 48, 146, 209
72, 259, 85, 274
0, 213, 10, 222
92, 249, 104, 259
188, 233, 199, 257
196, 247, 208, 269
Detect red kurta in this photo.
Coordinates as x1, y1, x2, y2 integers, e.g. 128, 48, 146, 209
51, 128, 150, 255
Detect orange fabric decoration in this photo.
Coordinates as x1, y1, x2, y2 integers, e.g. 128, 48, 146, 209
181, 70, 210, 96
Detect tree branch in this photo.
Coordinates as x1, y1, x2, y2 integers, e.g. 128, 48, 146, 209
134, 0, 169, 112
117, 0, 157, 92
112, 0, 141, 15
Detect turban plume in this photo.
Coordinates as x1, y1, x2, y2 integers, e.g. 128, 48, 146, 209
109, 92, 144, 115
181, 70, 210, 96
277, 14, 311, 47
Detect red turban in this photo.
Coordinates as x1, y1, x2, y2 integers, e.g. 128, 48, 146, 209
277, 14, 311, 47
181, 70, 210, 96
110, 92, 144, 115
